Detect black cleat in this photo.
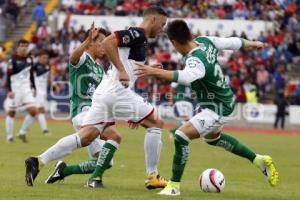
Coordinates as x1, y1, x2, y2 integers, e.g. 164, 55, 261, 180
86, 178, 104, 188
7, 137, 14, 143
25, 157, 40, 186
45, 161, 66, 184
18, 134, 28, 143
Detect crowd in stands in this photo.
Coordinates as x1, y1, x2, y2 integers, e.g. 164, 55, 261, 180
0, 0, 300, 106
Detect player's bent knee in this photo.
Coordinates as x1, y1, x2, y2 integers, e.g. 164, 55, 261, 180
79, 126, 100, 147
204, 132, 222, 145
7, 111, 16, 117
104, 131, 122, 144
27, 107, 37, 117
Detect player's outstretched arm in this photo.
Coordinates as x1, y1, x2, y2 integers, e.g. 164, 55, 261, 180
205, 36, 266, 51
135, 57, 205, 86
69, 22, 98, 65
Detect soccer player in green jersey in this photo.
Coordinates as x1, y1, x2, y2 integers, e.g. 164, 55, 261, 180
25, 23, 120, 185
135, 20, 279, 196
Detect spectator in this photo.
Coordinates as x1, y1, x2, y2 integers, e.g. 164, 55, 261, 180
37, 22, 51, 40
274, 92, 288, 129
5, 0, 20, 24
273, 63, 286, 95
33, 2, 46, 28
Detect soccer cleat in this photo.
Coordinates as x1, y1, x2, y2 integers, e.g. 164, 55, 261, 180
253, 154, 279, 187
18, 134, 28, 143
25, 157, 40, 186
7, 137, 14, 143
158, 181, 180, 196
45, 161, 66, 184
43, 130, 51, 135
86, 178, 104, 188
145, 173, 168, 189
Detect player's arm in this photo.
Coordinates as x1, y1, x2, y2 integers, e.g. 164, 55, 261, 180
205, 36, 266, 51
30, 61, 36, 93
69, 22, 98, 66
135, 57, 205, 86
6, 59, 14, 98
102, 28, 146, 87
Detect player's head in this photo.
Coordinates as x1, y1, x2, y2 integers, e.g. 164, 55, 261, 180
143, 6, 167, 38
86, 27, 111, 59
166, 20, 193, 54
16, 39, 29, 57
38, 50, 49, 65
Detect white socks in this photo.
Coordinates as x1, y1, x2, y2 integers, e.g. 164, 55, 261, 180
19, 114, 35, 135
37, 113, 48, 131
39, 133, 81, 165
144, 128, 162, 176
6, 116, 14, 140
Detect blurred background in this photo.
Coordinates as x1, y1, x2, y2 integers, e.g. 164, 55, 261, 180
0, 0, 299, 129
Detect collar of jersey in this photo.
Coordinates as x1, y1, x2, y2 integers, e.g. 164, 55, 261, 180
186, 46, 202, 56
84, 52, 96, 64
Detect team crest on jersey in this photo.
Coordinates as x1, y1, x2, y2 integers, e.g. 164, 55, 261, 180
122, 35, 130, 44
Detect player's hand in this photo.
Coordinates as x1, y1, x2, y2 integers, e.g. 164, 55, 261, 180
88, 22, 99, 42
8, 91, 14, 99
119, 70, 130, 88
134, 63, 159, 77
254, 41, 266, 49
128, 121, 140, 130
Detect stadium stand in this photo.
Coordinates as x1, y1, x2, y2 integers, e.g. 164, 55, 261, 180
0, 0, 299, 107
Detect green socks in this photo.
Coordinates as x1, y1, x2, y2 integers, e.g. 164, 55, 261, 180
89, 140, 118, 180
171, 130, 190, 182
206, 133, 256, 162
62, 159, 97, 177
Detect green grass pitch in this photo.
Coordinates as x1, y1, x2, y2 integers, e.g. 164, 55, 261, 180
0, 120, 299, 200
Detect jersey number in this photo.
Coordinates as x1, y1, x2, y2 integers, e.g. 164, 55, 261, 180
214, 64, 226, 88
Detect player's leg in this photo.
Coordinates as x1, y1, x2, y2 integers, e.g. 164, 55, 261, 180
37, 106, 49, 134
45, 129, 115, 184
158, 120, 199, 196
25, 126, 101, 186
6, 110, 16, 143
141, 110, 168, 189
18, 106, 37, 142
128, 92, 167, 189
18, 92, 38, 142
87, 125, 121, 188
197, 109, 279, 187
4, 96, 17, 142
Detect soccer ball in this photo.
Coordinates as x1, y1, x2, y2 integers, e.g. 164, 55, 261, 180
199, 168, 225, 193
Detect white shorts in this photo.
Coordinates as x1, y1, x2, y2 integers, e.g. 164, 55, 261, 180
4, 90, 36, 111
71, 107, 106, 159
174, 101, 194, 119
189, 108, 228, 137
82, 79, 154, 132
36, 93, 47, 108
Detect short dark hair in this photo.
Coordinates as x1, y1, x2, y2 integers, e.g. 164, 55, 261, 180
143, 6, 167, 17
38, 49, 49, 56
17, 39, 29, 46
166, 20, 192, 45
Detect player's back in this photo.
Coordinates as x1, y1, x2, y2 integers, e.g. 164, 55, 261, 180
186, 37, 235, 116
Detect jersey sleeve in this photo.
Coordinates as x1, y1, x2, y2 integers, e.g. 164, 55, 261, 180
114, 27, 146, 47
205, 36, 244, 50
70, 52, 87, 68
174, 56, 205, 86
